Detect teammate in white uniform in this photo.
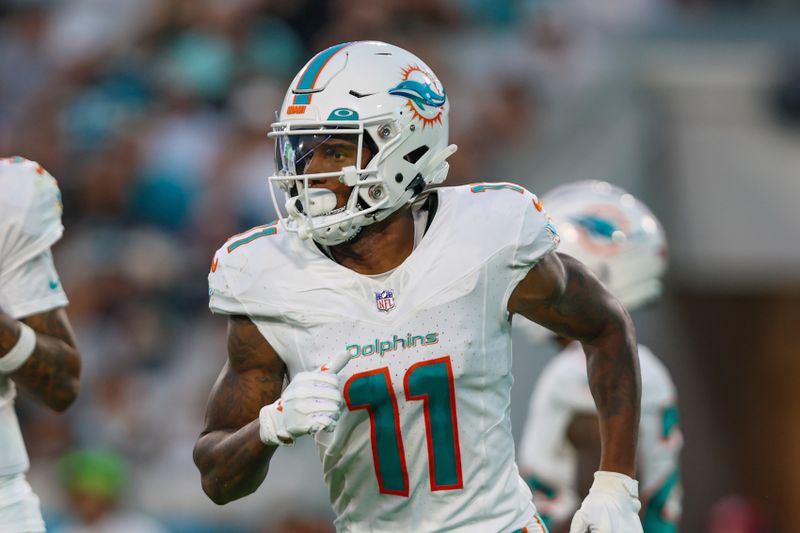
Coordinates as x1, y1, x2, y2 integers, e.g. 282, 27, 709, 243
0, 156, 82, 532
194, 42, 644, 533
517, 181, 682, 533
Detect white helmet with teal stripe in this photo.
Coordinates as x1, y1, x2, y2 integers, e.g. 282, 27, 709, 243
543, 181, 668, 310
268, 41, 457, 245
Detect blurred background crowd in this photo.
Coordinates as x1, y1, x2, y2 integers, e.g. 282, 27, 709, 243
2, 0, 799, 531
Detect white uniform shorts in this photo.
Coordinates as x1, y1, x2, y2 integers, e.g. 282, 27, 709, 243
0, 474, 45, 533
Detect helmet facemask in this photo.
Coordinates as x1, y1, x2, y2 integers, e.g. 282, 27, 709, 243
270, 121, 376, 245
268, 115, 454, 246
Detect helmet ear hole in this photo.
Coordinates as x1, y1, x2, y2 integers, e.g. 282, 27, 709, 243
363, 131, 379, 160
403, 145, 429, 164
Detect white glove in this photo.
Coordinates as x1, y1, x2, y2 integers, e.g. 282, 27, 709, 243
569, 471, 643, 533
259, 351, 352, 446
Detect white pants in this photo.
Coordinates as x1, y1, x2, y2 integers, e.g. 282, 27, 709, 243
0, 473, 45, 533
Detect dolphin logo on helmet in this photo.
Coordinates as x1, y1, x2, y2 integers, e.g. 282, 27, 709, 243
573, 214, 620, 240
388, 80, 446, 111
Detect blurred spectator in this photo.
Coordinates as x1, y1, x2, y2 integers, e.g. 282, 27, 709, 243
261, 515, 336, 533
43, 0, 160, 69
707, 496, 771, 533
770, 51, 800, 129
0, 5, 53, 149
52, 449, 167, 533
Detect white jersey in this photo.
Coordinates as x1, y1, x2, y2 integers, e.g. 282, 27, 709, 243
0, 156, 68, 480
518, 341, 682, 532
209, 183, 560, 533
0, 157, 67, 532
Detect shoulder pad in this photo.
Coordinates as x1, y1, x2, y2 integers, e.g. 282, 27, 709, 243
208, 223, 281, 317
0, 157, 64, 273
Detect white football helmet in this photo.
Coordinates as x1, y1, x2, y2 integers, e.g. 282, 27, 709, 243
268, 41, 457, 245
543, 181, 667, 310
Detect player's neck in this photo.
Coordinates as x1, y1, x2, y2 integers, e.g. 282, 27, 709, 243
327, 206, 415, 275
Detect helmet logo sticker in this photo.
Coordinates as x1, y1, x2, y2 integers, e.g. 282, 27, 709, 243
328, 108, 360, 120
572, 207, 632, 255
388, 65, 446, 128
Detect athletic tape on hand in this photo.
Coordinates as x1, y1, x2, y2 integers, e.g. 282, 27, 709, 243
0, 322, 36, 374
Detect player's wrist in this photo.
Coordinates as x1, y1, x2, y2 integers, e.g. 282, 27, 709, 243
591, 471, 639, 500
258, 401, 295, 446
0, 321, 36, 374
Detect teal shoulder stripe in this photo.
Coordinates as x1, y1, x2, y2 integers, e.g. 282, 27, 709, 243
293, 42, 352, 105
227, 226, 277, 253
470, 183, 525, 194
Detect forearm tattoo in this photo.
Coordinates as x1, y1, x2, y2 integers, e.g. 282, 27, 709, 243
550, 258, 639, 420
193, 316, 286, 503
518, 254, 640, 472
0, 309, 80, 411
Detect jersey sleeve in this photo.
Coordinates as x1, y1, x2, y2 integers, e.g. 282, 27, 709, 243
511, 191, 560, 271
0, 249, 69, 319
208, 247, 250, 316
207, 223, 291, 322
499, 187, 560, 314
0, 158, 65, 275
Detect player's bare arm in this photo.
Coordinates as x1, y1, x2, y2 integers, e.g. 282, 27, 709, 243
0, 308, 81, 412
508, 252, 640, 477
193, 315, 286, 505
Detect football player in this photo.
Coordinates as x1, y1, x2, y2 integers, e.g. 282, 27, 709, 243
518, 181, 682, 533
0, 156, 82, 532
195, 42, 643, 533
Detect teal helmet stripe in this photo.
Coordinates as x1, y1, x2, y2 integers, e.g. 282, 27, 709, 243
293, 42, 353, 105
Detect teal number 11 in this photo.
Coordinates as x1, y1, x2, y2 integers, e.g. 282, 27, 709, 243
344, 356, 463, 496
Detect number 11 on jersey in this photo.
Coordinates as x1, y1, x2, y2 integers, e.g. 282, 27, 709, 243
344, 356, 463, 496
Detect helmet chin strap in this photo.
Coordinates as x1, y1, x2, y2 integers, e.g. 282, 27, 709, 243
311, 222, 362, 247
317, 224, 363, 260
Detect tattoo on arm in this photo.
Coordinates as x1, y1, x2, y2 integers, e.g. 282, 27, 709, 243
0, 308, 81, 412
511, 253, 640, 475
193, 315, 287, 505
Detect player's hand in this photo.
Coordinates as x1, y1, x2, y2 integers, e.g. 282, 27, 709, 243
259, 351, 352, 446
569, 471, 643, 533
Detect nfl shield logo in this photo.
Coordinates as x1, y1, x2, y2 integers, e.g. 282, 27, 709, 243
375, 290, 395, 312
